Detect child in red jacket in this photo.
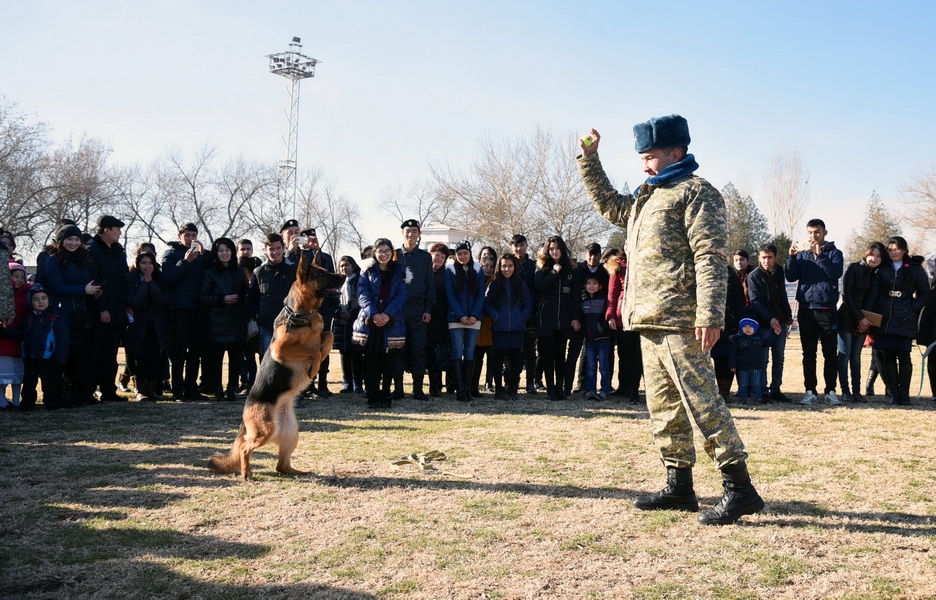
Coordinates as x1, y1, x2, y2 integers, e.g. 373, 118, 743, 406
0, 262, 30, 408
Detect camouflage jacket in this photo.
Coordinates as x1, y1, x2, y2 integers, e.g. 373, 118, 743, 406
577, 153, 728, 332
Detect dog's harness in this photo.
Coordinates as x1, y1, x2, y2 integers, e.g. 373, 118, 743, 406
278, 305, 322, 378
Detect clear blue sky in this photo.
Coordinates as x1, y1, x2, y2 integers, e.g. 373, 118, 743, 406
3, 0, 935, 256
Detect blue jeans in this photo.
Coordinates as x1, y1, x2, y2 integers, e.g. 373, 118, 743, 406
837, 332, 866, 395
258, 326, 274, 361
737, 368, 763, 400
449, 327, 480, 360
760, 324, 788, 396
584, 339, 612, 395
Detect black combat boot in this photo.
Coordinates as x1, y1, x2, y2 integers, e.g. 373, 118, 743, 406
698, 461, 765, 525
633, 467, 699, 512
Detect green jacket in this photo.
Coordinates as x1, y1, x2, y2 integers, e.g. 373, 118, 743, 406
578, 153, 728, 332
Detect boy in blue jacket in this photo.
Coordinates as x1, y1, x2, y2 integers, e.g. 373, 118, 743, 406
579, 275, 611, 401
16, 285, 68, 410
729, 318, 768, 405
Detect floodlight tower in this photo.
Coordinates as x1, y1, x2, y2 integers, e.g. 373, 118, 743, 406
267, 36, 320, 218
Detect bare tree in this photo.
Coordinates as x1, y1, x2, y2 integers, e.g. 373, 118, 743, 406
900, 166, 936, 250
298, 174, 365, 258
763, 150, 810, 238
426, 127, 616, 256
0, 101, 55, 250
381, 179, 452, 229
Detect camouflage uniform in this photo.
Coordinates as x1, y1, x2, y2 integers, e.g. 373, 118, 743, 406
578, 152, 747, 469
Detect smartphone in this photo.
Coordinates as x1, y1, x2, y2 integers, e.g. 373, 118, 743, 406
295, 235, 309, 245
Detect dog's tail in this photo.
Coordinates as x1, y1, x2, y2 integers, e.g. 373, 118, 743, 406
208, 424, 246, 474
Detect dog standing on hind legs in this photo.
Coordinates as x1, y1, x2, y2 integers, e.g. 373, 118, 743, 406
209, 250, 344, 480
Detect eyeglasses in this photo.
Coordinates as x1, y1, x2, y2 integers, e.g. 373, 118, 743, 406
375, 249, 393, 256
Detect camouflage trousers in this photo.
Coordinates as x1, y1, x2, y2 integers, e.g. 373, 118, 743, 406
639, 330, 748, 470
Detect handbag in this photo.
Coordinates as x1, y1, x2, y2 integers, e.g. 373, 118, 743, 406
860, 310, 883, 328
246, 319, 259, 340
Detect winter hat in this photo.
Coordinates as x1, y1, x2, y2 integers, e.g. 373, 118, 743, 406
454, 239, 472, 253
739, 317, 759, 333
9, 261, 26, 274
56, 224, 83, 244
28, 283, 49, 305
633, 114, 691, 153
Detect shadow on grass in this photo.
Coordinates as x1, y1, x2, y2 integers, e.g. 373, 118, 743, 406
313, 472, 639, 500
2, 515, 377, 599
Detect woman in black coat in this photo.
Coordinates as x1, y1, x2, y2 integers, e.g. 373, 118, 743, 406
869, 236, 930, 405
126, 252, 170, 401
332, 255, 363, 394
198, 238, 249, 402
836, 242, 883, 402
534, 235, 578, 400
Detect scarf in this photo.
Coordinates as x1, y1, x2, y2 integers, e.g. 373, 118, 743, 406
644, 153, 699, 187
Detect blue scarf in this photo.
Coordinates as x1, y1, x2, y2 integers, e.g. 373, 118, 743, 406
644, 153, 699, 186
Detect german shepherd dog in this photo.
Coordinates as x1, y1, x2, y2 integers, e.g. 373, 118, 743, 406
209, 250, 344, 480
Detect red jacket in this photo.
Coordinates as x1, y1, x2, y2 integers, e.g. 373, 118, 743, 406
0, 282, 31, 357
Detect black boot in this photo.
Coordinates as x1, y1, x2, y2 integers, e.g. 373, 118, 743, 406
451, 360, 469, 402
698, 461, 765, 525
470, 358, 482, 397
634, 467, 699, 511
428, 369, 442, 398
462, 359, 476, 400
412, 374, 428, 400
896, 362, 912, 405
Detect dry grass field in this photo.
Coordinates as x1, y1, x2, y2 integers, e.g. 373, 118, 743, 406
1, 339, 934, 599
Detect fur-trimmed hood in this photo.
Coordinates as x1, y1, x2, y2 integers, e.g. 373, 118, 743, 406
605, 255, 622, 275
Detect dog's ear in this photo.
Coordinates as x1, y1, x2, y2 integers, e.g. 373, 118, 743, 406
296, 249, 311, 282
311, 250, 322, 268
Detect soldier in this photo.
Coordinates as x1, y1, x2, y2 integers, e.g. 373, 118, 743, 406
577, 115, 764, 525
395, 219, 436, 400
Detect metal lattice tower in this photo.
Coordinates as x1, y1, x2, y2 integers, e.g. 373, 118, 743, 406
267, 36, 320, 218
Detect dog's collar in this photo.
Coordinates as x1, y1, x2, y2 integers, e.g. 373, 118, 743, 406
282, 305, 312, 329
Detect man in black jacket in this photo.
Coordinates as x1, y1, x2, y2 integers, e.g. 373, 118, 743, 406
395, 219, 435, 400
510, 234, 540, 395
747, 244, 793, 402
162, 222, 208, 402
247, 233, 297, 360
86, 215, 129, 402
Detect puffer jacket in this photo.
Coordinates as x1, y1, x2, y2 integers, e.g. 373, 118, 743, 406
332, 272, 361, 352
484, 277, 532, 333
837, 260, 876, 335
198, 264, 249, 343
786, 241, 844, 309
353, 260, 408, 351
161, 242, 208, 310
534, 258, 575, 334
870, 255, 929, 339
0, 282, 31, 358
247, 259, 297, 329
445, 261, 486, 323
125, 271, 171, 354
